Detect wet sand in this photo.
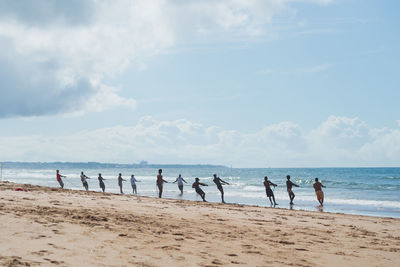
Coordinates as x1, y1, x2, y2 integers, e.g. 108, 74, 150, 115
0, 181, 399, 266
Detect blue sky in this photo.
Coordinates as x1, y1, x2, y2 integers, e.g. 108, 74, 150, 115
0, 0, 399, 167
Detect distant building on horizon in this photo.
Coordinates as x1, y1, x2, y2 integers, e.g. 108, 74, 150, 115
139, 161, 148, 166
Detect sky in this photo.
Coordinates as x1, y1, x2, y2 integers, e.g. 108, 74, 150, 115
0, 0, 399, 167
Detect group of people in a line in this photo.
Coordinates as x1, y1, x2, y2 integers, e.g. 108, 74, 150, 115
56, 169, 326, 206
153, 169, 231, 203
56, 170, 140, 195
264, 175, 326, 206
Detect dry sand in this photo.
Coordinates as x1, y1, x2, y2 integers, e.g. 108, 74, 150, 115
0, 181, 399, 267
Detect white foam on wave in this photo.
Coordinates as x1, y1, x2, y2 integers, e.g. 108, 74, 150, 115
243, 186, 264, 192
4, 170, 54, 180
226, 190, 400, 208
325, 198, 400, 208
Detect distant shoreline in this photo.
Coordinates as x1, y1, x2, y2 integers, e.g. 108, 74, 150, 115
0, 161, 228, 169
1, 161, 399, 169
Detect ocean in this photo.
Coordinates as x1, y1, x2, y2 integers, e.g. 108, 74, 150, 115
1, 165, 399, 218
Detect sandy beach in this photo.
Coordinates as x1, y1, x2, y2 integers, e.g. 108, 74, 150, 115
0, 181, 399, 267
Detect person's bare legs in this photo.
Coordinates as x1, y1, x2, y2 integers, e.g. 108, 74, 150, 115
158, 185, 163, 198
272, 195, 277, 206
288, 191, 295, 204
218, 187, 225, 203
201, 192, 206, 202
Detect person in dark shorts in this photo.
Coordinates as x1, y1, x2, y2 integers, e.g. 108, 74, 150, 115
80, 171, 90, 191
56, 170, 65, 189
192, 177, 208, 202
156, 169, 168, 198
286, 175, 299, 205
213, 174, 230, 203
98, 173, 106, 192
264, 176, 278, 206
313, 178, 326, 206
118, 173, 126, 194
173, 174, 187, 195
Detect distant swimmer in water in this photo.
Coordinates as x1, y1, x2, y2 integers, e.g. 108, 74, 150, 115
98, 173, 106, 192
156, 169, 168, 198
130, 174, 140, 195
173, 174, 187, 195
286, 175, 299, 205
80, 171, 90, 191
313, 178, 326, 206
192, 177, 208, 202
118, 173, 126, 194
56, 170, 66, 189
213, 174, 230, 203
264, 176, 278, 206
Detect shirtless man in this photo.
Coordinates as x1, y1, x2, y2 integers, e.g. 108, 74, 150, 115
313, 178, 326, 206
118, 173, 126, 194
213, 174, 230, 203
56, 170, 65, 189
80, 171, 90, 191
98, 173, 106, 192
156, 169, 168, 198
192, 177, 208, 202
173, 174, 187, 195
264, 176, 278, 206
286, 175, 299, 205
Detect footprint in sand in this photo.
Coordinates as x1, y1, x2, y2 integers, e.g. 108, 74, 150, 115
44, 258, 64, 264
32, 250, 52, 256
33, 234, 47, 239
211, 259, 224, 265
242, 250, 262, 255
279, 240, 295, 245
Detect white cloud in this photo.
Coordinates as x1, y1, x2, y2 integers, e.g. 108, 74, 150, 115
297, 63, 333, 73
1, 115, 398, 167
257, 63, 333, 75
0, 0, 334, 118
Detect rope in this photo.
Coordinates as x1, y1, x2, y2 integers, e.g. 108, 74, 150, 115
63, 176, 80, 188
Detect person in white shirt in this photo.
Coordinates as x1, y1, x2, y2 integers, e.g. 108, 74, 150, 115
130, 174, 140, 195
80, 171, 90, 191
173, 174, 187, 195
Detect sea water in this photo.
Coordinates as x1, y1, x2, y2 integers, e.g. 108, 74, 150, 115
1, 166, 399, 218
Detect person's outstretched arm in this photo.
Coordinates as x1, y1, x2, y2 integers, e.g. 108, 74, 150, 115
182, 178, 187, 183
271, 182, 277, 187
200, 183, 208, 186
172, 178, 178, 183
220, 178, 230, 185
322, 184, 326, 188
163, 179, 168, 183
293, 182, 299, 187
